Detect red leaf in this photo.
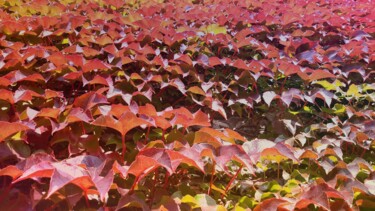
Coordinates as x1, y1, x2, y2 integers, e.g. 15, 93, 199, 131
83, 59, 110, 73
73, 91, 109, 111
14, 161, 54, 183
66, 108, 93, 123
88, 161, 114, 202
48, 52, 66, 67
0, 89, 14, 104
92, 112, 148, 137
254, 198, 290, 211
217, 145, 255, 175
242, 139, 276, 163
0, 121, 29, 142
138, 148, 204, 174
0, 165, 22, 180
47, 162, 91, 198
128, 155, 160, 178
309, 69, 336, 82
194, 131, 222, 148
295, 182, 345, 210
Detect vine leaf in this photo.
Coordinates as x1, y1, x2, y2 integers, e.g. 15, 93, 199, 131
0, 121, 30, 142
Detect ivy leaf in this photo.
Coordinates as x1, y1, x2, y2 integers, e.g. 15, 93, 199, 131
263, 91, 279, 106
73, 91, 109, 111
0, 122, 30, 142
47, 162, 91, 198
242, 139, 276, 163
201, 24, 227, 35
254, 198, 290, 211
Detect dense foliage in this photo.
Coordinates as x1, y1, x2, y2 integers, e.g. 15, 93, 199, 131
0, 0, 374, 210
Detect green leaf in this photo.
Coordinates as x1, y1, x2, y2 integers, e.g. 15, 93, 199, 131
269, 181, 282, 192
303, 106, 314, 113
237, 196, 257, 209
332, 103, 346, 114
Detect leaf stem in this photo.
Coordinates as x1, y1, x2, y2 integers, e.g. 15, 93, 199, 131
130, 176, 139, 193
145, 126, 151, 141
81, 122, 86, 134
121, 135, 126, 162
208, 161, 215, 195
163, 172, 170, 189
222, 164, 243, 198
149, 168, 159, 208
84, 191, 90, 208
360, 147, 366, 158
161, 129, 165, 142
0, 183, 12, 204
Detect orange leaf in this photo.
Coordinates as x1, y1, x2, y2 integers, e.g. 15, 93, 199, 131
128, 155, 160, 177
0, 121, 29, 142
0, 166, 22, 180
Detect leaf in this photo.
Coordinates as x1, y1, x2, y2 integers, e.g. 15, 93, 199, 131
92, 112, 148, 138
47, 162, 91, 198
181, 194, 217, 210
254, 198, 289, 211
14, 161, 55, 183
116, 192, 149, 210
193, 131, 222, 148
242, 139, 276, 163
263, 91, 279, 106
295, 182, 346, 210
211, 99, 227, 119
92, 112, 148, 155
364, 180, 375, 195
313, 80, 345, 91
127, 155, 160, 178
188, 86, 206, 96
280, 88, 303, 106
282, 119, 301, 135
83, 59, 110, 73
305, 88, 335, 106
261, 148, 289, 163
88, 161, 114, 202
309, 69, 336, 81
223, 128, 247, 142
347, 84, 361, 98
73, 91, 109, 111
0, 121, 29, 142
48, 52, 66, 67
202, 24, 227, 35
217, 145, 255, 175
0, 165, 22, 179
169, 108, 211, 127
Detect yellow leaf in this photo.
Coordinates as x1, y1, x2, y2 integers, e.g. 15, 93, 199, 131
62, 38, 70, 45
202, 24, 227, 35
347, 84, 361, 98
333, 103, 346, 114
217, 205, 227, 211
211, 184, 227, 196
11, 131, 23, 141
181, 195, 197, 207
314, 79, 344, 91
